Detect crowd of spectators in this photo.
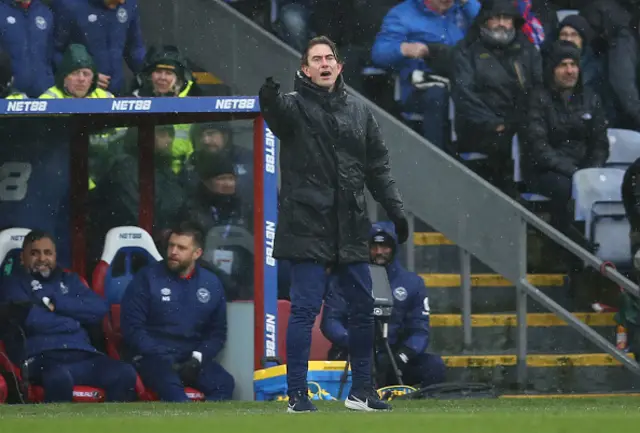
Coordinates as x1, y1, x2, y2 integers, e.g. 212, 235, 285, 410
235, 0, 640, 244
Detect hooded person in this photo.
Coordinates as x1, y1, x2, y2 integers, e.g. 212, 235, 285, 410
451, 0, 542, 191
321, 221, 445, 389
40, 44, 113, 99
523, 40, 609, 232
132, 45, 204, 174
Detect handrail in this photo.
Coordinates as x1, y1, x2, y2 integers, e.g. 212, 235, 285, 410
138, 0, 640, 387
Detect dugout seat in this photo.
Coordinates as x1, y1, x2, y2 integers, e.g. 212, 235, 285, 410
276, 300, 332, 363
0, 228, 106, 403
93, 226, 204, 401
92, 226, 163, 304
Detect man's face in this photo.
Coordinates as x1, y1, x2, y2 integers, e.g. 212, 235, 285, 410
104, 0, 125, 9
426, 0, 454, 13
559, 26, 583, 50
554, 58, 579, 90
166, 233, 202, 274
200, 128, 227, 153
154, 128, 174, 154
22, 238, 56, 278
486, 14, 515, 31
64, 68, 94, 98
370, 244, 393, 266
151, 68, 178, 95
204, 173, 236, 195
301, 43, 343, 90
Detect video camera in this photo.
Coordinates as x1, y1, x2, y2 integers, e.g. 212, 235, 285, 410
370, 264, 394, 318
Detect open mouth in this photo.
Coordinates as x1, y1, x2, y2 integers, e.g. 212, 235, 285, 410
320, 71, 331, 78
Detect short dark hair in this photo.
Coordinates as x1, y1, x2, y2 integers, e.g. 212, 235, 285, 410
169, 221, 205, 249
301, 36, 340, 66
22, 229, 55, 250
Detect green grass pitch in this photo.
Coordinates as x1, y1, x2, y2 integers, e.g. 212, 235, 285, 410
1, 398, 639, 432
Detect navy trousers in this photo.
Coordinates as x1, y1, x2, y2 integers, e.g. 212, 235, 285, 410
287, 261, 374, 395
25, 350, 137, 403
135, 355, 235, 402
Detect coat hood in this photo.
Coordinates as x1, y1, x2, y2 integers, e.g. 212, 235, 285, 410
55, 44, 98, 96
464, 0, 525, 45
370, 221, 401, 271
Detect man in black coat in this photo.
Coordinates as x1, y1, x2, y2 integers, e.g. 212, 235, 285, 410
259, 36, 407, 413
523, 40, 609, 231
452, 0, 543, 192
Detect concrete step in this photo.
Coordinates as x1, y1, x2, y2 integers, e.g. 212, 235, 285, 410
412, 232, 570, 274
442, 353, 640, 393
422, 273, 570, 313
430, 313, 617, 354
413, 232, 493, 274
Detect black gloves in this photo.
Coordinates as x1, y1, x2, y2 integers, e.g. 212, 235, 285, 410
260, 76, 281, 99
391, 215, 409, 245
173, 357, 202, 387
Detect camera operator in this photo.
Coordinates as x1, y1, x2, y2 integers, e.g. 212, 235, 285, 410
321, 221, 445, 388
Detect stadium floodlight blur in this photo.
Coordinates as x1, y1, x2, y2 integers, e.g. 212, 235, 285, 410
0, 96, 279, 373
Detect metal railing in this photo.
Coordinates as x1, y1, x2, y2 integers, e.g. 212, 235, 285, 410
138, 0, 640, 385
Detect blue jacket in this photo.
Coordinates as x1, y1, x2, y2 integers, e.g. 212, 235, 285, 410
0, 0, 54, 97
51, 0, 146, 95
371, 0, 480, 104
321, 221, 431, 356
0, 267, 108, 363
120, 261, 227, 362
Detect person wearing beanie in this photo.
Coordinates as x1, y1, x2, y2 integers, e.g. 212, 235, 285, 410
39, 44, 113, 99
182, 122, 254, 205
175, 153, 252, 301
451, 0, 542, 193
523, 40, 609, 232
321, 220, 445, 390
177, 153, 248, 234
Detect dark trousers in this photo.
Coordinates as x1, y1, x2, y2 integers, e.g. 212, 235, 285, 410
378, 353, 446, 388
458, 129, 515, 194
25, 350, 137, 403
287, 261, 374, 395
404, 86, 450, 150
135, 355, 235, 402
526, 171, 573, 230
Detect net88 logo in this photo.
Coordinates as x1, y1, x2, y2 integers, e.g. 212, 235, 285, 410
0, 162, 32, 201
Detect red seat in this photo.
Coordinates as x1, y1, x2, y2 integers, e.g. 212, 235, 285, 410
276, 300, 332, 363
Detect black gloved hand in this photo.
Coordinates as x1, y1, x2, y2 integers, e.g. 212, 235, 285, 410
175, 357, 202, 387
391, 215, 409, 245
262, 77, 280, 93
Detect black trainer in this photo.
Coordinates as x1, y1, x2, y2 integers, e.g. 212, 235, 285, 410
345, 388, 392, 412
287, 390, 318, 413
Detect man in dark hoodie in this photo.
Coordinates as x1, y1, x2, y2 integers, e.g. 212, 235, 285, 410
452, 0, 543, 191
39, 44, 113, 98
321, 221, 445, 390
523, 40, 609, 231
